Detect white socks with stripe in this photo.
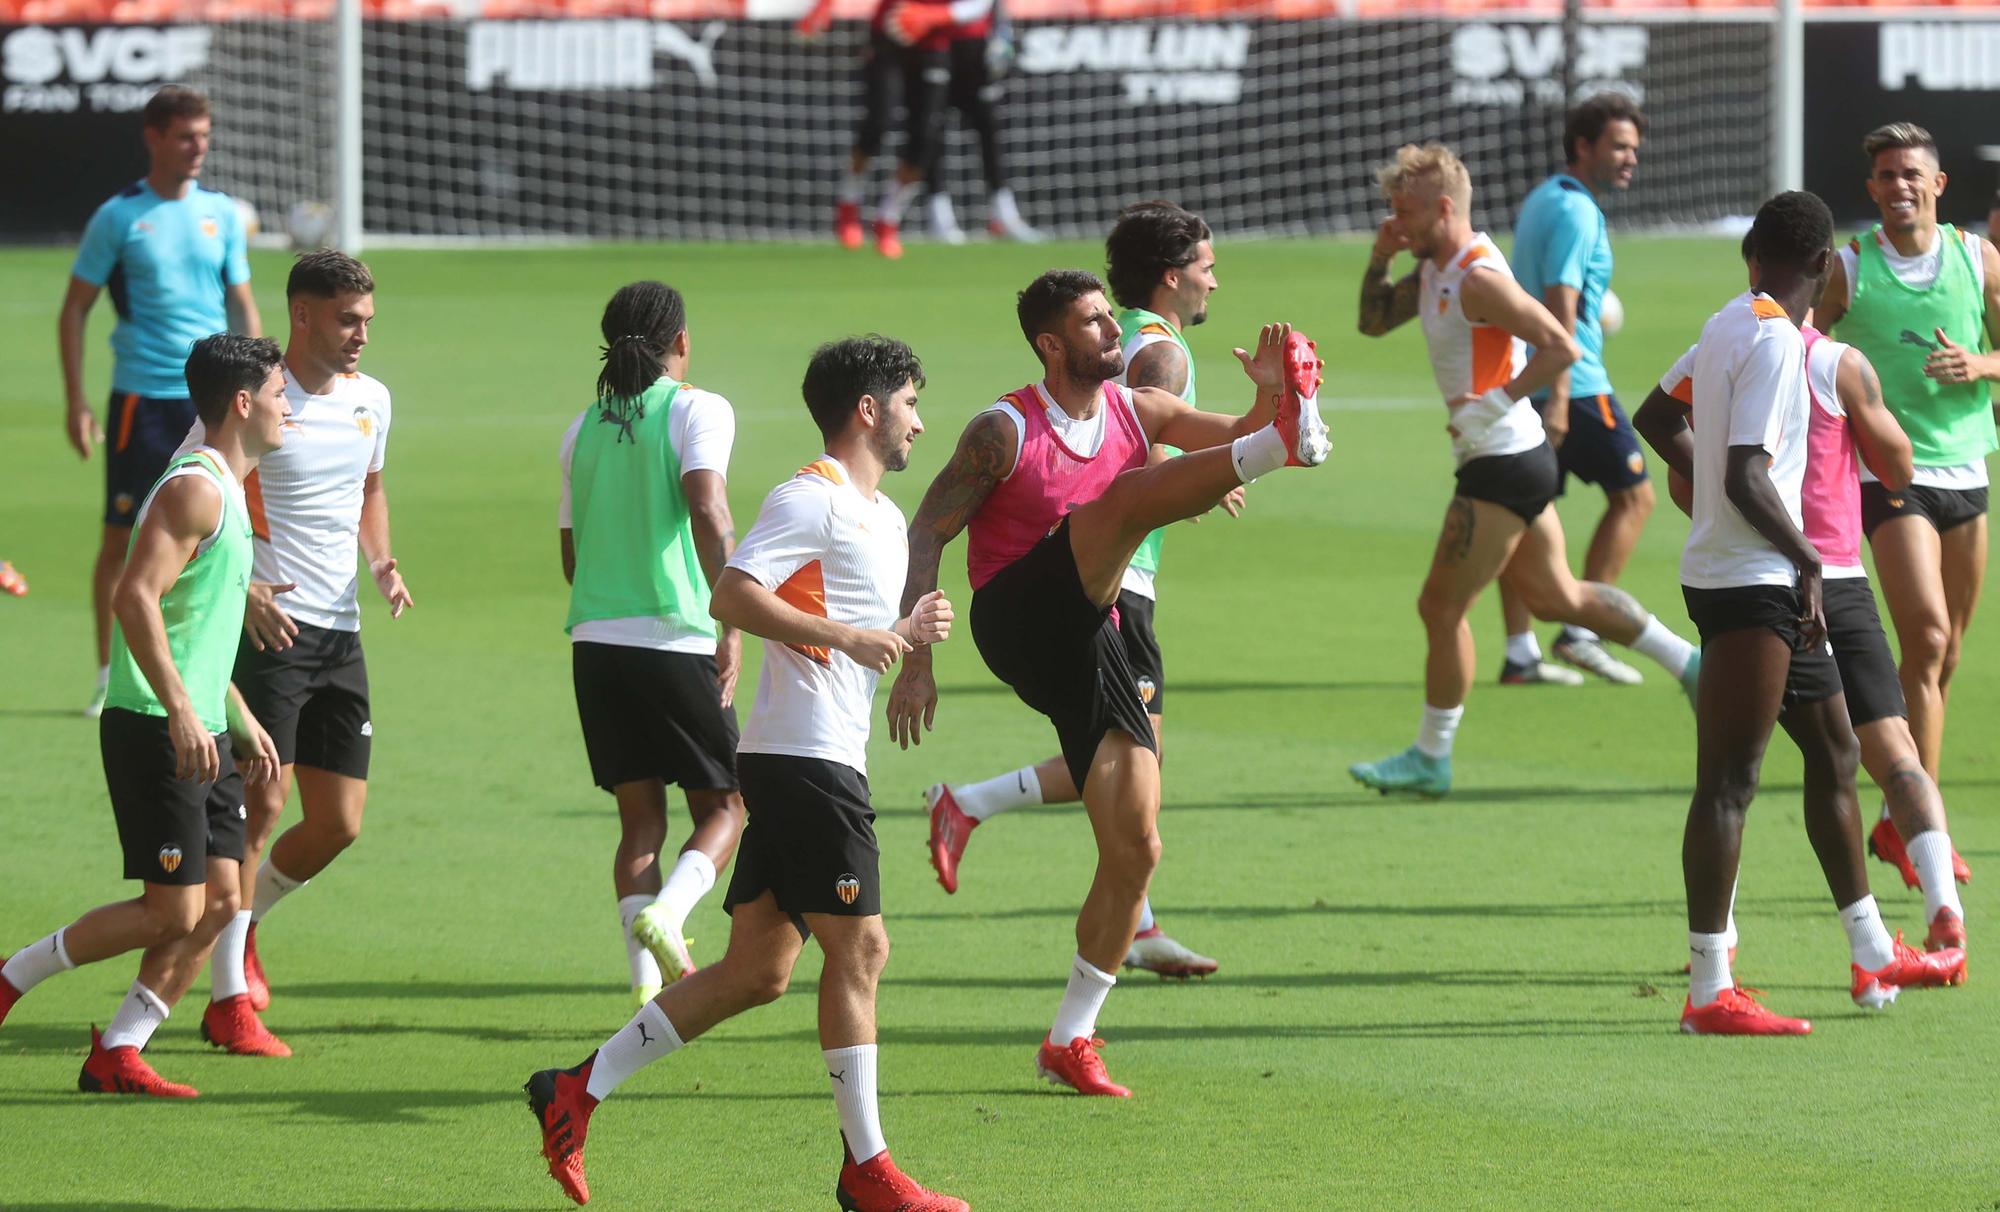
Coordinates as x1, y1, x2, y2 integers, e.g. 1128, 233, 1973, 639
825, 1044, 887, 1164
1049, 955, 1117, 1046
585, 999, 682, 1101
2, 928, 75, 993
251, 862, 307, 924
1630, 616, 1696, 678
1414, 704, 1463, 760
618, 895, 662, 990
1907, 831, 1965, 921
956, 767, 1043, 822
103, 981, 170, 1052
212, 910, 252, 1002
1840, 895, 1897, 971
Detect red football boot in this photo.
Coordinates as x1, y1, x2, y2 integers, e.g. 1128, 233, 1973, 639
873, 219, 903, 261
1952, 847, 1972, 885
1275, 329, 1329, 467
835, 201, 864, 251
78, 1025, 199, 1097
1679, 985, 1811, 1036
1859, 932, 1966, 992
0, 970, 21, 1029
525, 1055, 598, 1205
201, 994, 292, 1057
836, 1145, 969, 1212
1035, 1034, 1131, 1097
1868, 818, 1921, 890
244, 922, 270, 1011
1927, 907, 1967, 953
925, 783, 977, 894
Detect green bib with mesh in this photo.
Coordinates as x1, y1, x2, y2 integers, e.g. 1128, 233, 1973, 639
1841, 224, 1995, 467
1120, 307, 1197, 579
565, 378, 716, 640
106, 450, 253, 733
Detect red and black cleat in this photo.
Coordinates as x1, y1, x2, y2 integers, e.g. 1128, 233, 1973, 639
525, 1054, 598, 1205
836, 1140, 970, 1212
78, 1025, 199, 1097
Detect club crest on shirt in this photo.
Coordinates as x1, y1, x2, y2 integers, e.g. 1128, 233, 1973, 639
353, 406, 374, 437
200, 217, 219, 239
157, 845, 183, 874
835, 874, 861, 905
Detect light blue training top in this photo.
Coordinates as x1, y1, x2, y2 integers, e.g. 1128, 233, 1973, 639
1511, 172, 1614, 400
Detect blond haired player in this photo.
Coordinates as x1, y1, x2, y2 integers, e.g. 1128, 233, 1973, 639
1350, 143, 1699, 797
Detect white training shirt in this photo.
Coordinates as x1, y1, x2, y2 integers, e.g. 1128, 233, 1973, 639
1839, 227, 1991, 489
728, 456, 909, 776
557, 386, 736, 653
180, 367, 391, 633
1681, 291, 1811, 590
1419, 233, 1547, 466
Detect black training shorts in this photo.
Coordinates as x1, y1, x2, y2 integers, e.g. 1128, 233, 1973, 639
1823, 576, 1907, 728
234, 622, 373, 779
101, 707, 247, 886
724, 752, 880, 924
1682, 584, 1842, 709
1455, 441, 1560, 524
1860, 481, 1988, 537
572, 643, 739, 793
1115, 589, 1165, 716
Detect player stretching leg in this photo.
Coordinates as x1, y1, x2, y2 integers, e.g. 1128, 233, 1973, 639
59, 87, 260, 717
1349, 144, 1698, 798
921, 0, 1041, 244
1814, 123, 1993, 888
1497, 94, 1655, 686
526, 337, 965, 1211
190, 254, 408, 1036
560, 283, 746, 1004
1660, 194, 1962, 1035
1, 336, 289, 1092
890, 271, 1327, 1096
926, 203, 1226, 978
1639, 242, 1970, 955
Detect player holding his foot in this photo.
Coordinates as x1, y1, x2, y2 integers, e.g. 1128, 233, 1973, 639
889, 270, 1328, 1096
186, 253, 409, 1034
525, 336, 966, 1211
1665, 193, 1961, 1037
1, 335, 290, 1093
1814, 123, 1997, 887
926, 203, 1224, 979
1350, 143, 1699, 798
1496, 94, 1656, 687
560, 282, 746, 1005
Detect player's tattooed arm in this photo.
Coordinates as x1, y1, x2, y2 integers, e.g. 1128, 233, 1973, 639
1124, 341, 1189, 396
1839, 347, 1913, 491
900, 409, 1016, 619
1358, 218, 1420, 337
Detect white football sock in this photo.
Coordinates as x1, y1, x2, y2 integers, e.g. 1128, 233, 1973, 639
619, 895, 662, 990
1628, 616, 1695, 677
584, 999, 681, 1102
102, 980, 169, 1051
250, 861, 307, 924
1560, 624, 1601, 645
992, 186, 1025, 225
1840, 895, 1896, 971
1049, 955, 1116, 1046
824, 1044, 887, 1164
1413, 703, 1464, 760
1879, 799, 1893, 822
838, 169, 867, 206
2, 928, 75, 993
1136, 898, 1156, 934
1688, 931, 1733, 1007
877, 180, 919, 225
1721, 880, 1739, 952
1906, 831, 1965, 920
1230, 426, 1288, 483
955, 767, 1042, 822
1504, 632, 1541, 666
654, 849, 718, 933
211, 910, 252, 1002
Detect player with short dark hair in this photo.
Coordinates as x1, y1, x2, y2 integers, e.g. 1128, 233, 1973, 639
62, 84, 261, 719
889, 269, 1327, 1096
181, 251, 410, 1047
1, 334, 288, 1096
1661, 191, 1962, 1036
1814, 122, 1997, 892
526, 335, 967, 1212
558, 282, 746, 1008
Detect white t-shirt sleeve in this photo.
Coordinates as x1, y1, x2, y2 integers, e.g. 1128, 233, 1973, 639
1660, 343, 1697, 400
556, 410, 586, 528
369, 385, 392, 473
671, 389, 735, 479
1726, 325, 1805, 452
728, 477, 832, 591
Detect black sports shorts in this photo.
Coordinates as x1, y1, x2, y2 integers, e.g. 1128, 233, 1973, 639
1115, 589, 1165, 716
1554, 392, 1650, 494
1860, 481, 1988, 537
724, 752, 880, 925
572, 643, 740, 793
1822, 576, 1907, 728
234, 622, 372, 779
1455, 441, 1561, 523
1681, 584, 1842, 709
101, 707, 246, 886
103, 392, 197, 527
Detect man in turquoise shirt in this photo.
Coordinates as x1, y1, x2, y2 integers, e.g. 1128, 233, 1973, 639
60, 85, 261, 718
1498, 92, 1656, 687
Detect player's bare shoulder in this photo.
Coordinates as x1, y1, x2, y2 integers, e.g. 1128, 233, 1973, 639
1123, 339, 1189, 394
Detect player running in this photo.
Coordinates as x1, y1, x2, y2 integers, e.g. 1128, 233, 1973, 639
526, 336, 965, 1211
1636, 238, 1970, 955
1660, 192, 1962, 1036
924, 202, 1225, 979
921, 0, 1042, 245
181, 253, 409, 1040
0, 335, 288, 1094
889, 270, 1327, 1096
1496, 94, 1657, 687
1349, 143, 1698, 798
60, 86, 261, 718
1813, 123, 1996, 887
559, 282, 746, 1006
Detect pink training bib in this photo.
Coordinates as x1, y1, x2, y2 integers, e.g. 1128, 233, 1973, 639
1799, 325, 1862, 571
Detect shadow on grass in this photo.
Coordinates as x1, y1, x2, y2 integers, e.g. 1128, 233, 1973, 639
894, 896, 1828, 925
933, 679, 1423, 697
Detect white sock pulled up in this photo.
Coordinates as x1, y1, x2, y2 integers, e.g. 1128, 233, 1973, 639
2, 928, 76, 993
1230, 426, 1288, 484
585, 999, 682, 1102
1504, 632, 1542, 666
654, 849, 718, 934
1629, 616, 1695, 678
1413, 703, 1464, 760
1906, 831, 1965, 920
1688, 931, 1733, 1008
211, 910, 252, 1002
1049, 955, 1116, 1046
825, 1043, 887, 1164
102, 980, 170, 1052
956, 766, 1042, 822
1840, 895, 1896, 972
250, 861, 307, 924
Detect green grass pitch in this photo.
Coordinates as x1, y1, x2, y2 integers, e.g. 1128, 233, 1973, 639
0, 236, 1993, 1209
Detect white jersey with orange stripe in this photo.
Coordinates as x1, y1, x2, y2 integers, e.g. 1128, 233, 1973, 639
726, 455, 909, 776
178, 366, 390, 632
1419, 232, 1545, 467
